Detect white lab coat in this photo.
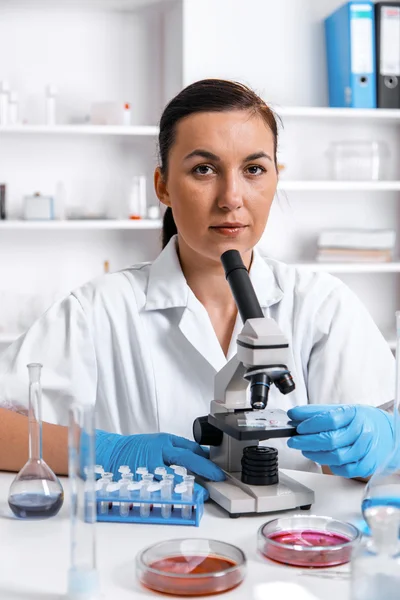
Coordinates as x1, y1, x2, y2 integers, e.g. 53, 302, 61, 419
0, 236, 395, 472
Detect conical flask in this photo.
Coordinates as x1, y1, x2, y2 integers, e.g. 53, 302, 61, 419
8, 363, 64, 519
361, 311, 400, 527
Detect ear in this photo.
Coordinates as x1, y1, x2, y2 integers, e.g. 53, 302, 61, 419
154, 167, 171, 208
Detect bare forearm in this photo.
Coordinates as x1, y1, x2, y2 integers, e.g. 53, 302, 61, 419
0, 407, 68, 475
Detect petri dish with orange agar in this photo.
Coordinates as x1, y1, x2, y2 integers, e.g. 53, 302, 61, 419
258, 515, 360, 568
136, 538, 246, 596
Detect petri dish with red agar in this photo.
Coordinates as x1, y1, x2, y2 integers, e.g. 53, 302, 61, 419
136, 538, 246, 596
258, 515, 360, 568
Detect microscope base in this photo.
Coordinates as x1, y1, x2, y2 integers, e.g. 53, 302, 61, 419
204, 471, 315, 516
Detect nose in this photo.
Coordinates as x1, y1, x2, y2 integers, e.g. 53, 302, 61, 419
217, 170, 244, 212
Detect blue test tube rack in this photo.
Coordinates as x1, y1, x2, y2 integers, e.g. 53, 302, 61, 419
95, 485, 205, 526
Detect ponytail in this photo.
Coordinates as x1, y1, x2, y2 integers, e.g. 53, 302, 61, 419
162, 207, 178, 249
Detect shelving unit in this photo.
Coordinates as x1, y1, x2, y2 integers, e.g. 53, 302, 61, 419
0, 125, 159, 136
0, 220, 162, 230
278, 181, 400, 192
276, 106, 400, 121
0, 0, 182, 348
293, 262, 400, 274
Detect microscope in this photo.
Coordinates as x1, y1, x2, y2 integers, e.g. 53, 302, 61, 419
193, 250, 315, 517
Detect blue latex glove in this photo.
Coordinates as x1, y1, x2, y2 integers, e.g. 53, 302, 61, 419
95, 431, 225, 496
287, 404, 395, 478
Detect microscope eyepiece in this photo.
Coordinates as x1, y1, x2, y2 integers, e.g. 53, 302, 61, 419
250, 372, 270, 410
275, 372, 295, 395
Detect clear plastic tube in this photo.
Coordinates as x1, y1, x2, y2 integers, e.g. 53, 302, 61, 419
136, 467, 148, 482
119, 473, 133, 516
182, 475, 195, 520
161, 475, 174, 519
68, 403, 100, 600
99, 473, 113, 515
140, 474, 153, 518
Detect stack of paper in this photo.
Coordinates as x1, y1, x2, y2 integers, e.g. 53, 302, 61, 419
317, 229, 396, 263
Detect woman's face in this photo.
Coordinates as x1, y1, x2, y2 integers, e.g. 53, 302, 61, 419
155, 109, 278, 264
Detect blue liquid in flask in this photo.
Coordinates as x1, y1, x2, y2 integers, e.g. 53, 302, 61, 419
9, 492, 64, 519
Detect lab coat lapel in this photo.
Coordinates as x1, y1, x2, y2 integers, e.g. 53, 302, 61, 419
144, 237, 227, 372
178, 290, 227, 373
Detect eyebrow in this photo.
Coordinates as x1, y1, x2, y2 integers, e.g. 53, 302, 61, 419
183, 149, 273, 162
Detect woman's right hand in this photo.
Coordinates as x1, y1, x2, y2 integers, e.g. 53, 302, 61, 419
95, 430, 225, 482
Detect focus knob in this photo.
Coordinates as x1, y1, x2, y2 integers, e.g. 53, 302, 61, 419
193, 416, 223, 447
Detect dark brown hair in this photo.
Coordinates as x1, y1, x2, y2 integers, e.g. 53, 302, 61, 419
158, 79, 279, 249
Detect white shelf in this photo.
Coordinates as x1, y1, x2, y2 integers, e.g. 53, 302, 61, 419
0, 125, 159, 136
292, 262, 400, 273
276, 106, 400, 121
278, 181, 400, 192
0, 219, 162, 230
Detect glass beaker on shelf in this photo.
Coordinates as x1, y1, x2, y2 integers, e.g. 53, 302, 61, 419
8, 363, 64, 519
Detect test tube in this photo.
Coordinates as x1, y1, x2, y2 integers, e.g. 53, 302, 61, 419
68, 403, 100, 600
182, 475, 195, 520
99, 473, 113, 514
118, 465, 131, 478
136, 467, 148, 482
161, 474, 174, 519
171, 466, 187, 478
119, 473, 133, 516
154, 467, 167, 478
140, 474, 153, 518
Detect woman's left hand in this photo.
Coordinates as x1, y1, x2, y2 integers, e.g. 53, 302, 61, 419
287, 404, 395, 478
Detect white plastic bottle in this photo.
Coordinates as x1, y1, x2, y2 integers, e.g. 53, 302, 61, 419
9, 91, 20, 125
45, 84, 58, 126
0, 80, 10, 125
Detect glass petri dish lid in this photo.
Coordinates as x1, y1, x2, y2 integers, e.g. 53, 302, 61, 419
258, 515, 360, 568
136, 538, 246, 596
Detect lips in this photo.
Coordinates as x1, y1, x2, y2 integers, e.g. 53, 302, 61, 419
209, 223, 248, 237
210, 223, 247, 229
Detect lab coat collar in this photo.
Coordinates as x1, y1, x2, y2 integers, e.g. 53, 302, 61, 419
144, 236, 284, 312
144, 236, 190, 311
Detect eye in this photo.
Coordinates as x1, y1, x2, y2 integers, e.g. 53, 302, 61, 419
246, 165, 266, 175
193, 164, 215, 176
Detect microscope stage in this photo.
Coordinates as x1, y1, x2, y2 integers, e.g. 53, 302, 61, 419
204, 471, 315, 516
208, 412, 296, 441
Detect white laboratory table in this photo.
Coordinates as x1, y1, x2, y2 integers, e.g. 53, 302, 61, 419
0, 469, 364, 600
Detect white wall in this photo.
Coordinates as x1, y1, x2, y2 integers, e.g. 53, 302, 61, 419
182, 0, 344, 106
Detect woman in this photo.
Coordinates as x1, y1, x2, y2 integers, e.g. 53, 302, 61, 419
0, 79, 396, 481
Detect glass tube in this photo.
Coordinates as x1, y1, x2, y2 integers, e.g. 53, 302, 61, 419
67, 403, 100, 600
362, 311, 400, 517
353, 312, 400, 599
